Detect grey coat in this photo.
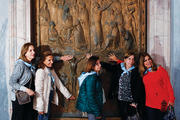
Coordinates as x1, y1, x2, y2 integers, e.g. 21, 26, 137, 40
9, 60, 35, 101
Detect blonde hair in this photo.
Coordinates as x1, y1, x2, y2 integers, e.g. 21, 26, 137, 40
19, 43, 34, 62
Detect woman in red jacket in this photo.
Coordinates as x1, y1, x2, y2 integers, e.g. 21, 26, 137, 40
139, 52, 175, 120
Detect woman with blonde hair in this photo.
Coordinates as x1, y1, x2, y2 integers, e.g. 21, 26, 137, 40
9, 42, 37, 120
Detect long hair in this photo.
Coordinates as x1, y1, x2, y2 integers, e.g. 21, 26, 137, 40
38, 50, 53, 69
19, 42, 34, 62
85, 56, 99, 73
139, 52, 157, 77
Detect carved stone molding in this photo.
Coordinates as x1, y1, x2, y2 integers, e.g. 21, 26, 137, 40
8, 0, 31, 117
9, 0, 31, 63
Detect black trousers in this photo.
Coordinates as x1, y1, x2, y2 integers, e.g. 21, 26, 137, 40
145, 106, 166, 120
118, 101, 136, 120
11, 98, 37, 120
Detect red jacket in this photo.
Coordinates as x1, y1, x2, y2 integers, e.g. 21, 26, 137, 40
143, 66, 175, 110
117, 60, 123, 64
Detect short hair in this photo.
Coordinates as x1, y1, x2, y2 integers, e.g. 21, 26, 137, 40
19, 42, 34, 62
38, 51, 53, 69
123, 51, 135, 59
85, 56, 99, 73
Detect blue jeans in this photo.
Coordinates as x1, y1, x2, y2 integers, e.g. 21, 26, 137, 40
87, 113, 105, 120
88, 114, 96, 120
38, 91, 54, 120
38, 114, 49, 120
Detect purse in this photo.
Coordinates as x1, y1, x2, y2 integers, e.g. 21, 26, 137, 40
16, 78, 32, 105
163, 105, 176, 120
16, 91, 31, 105
127, 107, 142, 120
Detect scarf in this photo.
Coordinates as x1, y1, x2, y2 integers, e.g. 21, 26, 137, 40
17, 59, 35, 72
47, 68, 55, 84
144, 67, 152, 75
78, 71, 96, 87
120, 62, 135, 76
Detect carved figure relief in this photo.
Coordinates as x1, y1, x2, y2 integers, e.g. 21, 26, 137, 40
91, 1, 112, 50
34, 0, 146, 116
68, 56, 85, 95
78, 2, 90, 49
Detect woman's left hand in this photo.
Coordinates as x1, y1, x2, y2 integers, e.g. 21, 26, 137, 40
69, 95, 76, 100
108, 53, 118, 62
60, 55, 73, 61
168, 102, 174, 107
130, 103, 137, 108
86, 53, 92, 59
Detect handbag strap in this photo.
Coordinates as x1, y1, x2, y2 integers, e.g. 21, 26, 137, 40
28, 78, 32, 89
22, 60, 34, 89
16, 62, 33, 89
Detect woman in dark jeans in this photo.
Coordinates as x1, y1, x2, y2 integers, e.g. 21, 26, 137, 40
102, 52, 145, 120
9, 42, 37, 120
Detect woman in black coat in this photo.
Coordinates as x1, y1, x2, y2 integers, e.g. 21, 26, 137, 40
101, 52, 145, 120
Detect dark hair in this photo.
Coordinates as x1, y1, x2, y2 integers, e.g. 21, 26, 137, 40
19, 42, 34, 62
139, 52, 157, 77
38, 51, 53, 69
123, 51, 136, 67
124, 51, 135, 59
85, 56, 99, 72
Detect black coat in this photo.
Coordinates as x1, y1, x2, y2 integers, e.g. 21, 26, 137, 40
101, 62, 145, 105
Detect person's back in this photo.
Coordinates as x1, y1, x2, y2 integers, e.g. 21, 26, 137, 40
76, 73, 103, 113
76, 56, 103, 120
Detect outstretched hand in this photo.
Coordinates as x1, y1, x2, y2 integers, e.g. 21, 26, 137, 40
69, 95, 76, 100
108, 53, 119, 62
60, 55, 73, 61
86, 53, 92, 59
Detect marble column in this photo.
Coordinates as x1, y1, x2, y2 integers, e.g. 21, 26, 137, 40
0, 0, 9, 120
147, 0, 171, 72
171, 0, 180, 119
7, 0, 31, 118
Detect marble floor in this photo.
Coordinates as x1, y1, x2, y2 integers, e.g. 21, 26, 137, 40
50, 118, 121, 120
